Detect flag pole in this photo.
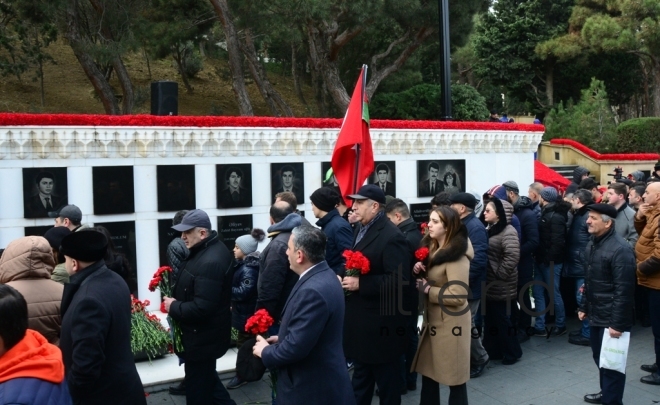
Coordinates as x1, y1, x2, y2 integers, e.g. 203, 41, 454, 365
351, 65, 367, 194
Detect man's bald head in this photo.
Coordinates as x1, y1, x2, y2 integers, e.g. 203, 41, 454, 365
270, 200, 293, 223
644, 182, 660, 206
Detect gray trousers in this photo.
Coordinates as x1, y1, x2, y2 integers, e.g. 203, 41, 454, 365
470, 299, 489, 366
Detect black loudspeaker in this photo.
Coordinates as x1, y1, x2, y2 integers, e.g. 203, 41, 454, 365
151, 81, 178, 115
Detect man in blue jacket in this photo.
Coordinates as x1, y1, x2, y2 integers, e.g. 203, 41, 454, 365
254, 226, 355, 405
503, 181, 540, 342
310, 187, 353, 276
449, 192, 490, 378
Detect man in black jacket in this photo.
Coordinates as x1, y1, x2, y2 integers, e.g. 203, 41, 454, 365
59, 230, 146, 405
385, 198, 422, 392
503, 181, 540, 342
532, 187, 571, 337
343, 185, 410, 405
256, 201, 302, 332
164, 209, 236, 405
579, 204, 636, 405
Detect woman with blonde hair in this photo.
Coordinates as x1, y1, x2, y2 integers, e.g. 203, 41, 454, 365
411, 206, 472, 405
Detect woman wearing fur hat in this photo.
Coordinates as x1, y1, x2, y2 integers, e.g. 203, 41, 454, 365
481, 197, 523, 365
411, 206, 472, 405
226, 228, 266, 390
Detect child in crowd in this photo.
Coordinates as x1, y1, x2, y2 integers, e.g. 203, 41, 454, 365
227, 228, 265, 389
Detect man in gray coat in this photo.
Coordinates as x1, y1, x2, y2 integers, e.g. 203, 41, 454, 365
605, 182, 638, 248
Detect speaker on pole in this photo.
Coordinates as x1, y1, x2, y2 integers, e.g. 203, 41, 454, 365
151, 81, 178, 115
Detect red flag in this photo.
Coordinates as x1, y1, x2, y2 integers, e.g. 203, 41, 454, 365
331, 65, 374, 204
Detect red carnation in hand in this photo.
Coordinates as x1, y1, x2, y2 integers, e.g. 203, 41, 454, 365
245, 309, 274, 335
415, 247, 429, 262
420, 222, 428, 235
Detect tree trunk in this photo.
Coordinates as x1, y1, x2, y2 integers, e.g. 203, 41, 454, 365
174, 46, 194, 93
306, 22, 350, 111
65, 0, 119, 114
38, 59, 45, 107
652, 59, 660, 117
291, 42, 306, 106
208, 0, 253, 116
306, 43, 327, 116
240, 29, 293, 116
545, 63, 554, 108
143, 47, 152, 80
113, 56, 134, 114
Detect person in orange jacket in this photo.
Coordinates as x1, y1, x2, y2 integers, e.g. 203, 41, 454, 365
0, 284, 72, 404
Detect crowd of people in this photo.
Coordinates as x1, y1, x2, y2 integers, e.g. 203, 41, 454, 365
3, 163, 660, 405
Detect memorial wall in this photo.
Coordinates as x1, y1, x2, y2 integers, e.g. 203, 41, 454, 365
0, 114, 544, 309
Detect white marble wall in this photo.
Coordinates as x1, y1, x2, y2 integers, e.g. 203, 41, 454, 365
0, 125, 543, 309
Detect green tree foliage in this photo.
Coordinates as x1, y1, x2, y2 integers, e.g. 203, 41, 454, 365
472, 0, 574, 111
370, 83, 489, 121
544, 78, 617, 151
615, 118, 660, 153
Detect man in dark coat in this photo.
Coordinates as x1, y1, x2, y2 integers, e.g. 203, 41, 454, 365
59, 230, 145, 405
256, 201, 302, 331
342, 185, 410, 405
503, 181, 540, 342
385, 198, 423, 392
254, 226, 355, 405
164, 209, 236, 405
532, 186, 571, 337
311, 187, 353, 276
566, 166, 590, 195
565, 190, 594, 346
449, 192, 490, 377
579, 204, 636, 405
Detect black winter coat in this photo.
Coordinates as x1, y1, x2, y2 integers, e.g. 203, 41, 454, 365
170, 231, 234, 362
398, 217, 423, 315
60, 261, 145, 405
343, 214, 410, 364
579, 228, 636, 332
316, 209, 353, 276
231, 252, 260, 331
166, 237, 189, 283
536, 201, 571, 264
512, 196, 539, 282
563, 203, 592, 277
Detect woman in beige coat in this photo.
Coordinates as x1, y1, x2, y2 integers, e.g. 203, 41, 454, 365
0, 236, 64, 345
412, 206, 472, 405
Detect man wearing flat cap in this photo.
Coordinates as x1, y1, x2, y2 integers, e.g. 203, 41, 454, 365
162, 209, 236, 405
310, 187, 353, 276
59, 230, 146, 405
342, 184, 410, 404
449, 192, 490, 377
50, 204, 86, 232
579, 203, 636, 405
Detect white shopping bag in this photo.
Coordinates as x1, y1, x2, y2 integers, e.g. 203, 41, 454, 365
599, 331, 630, 374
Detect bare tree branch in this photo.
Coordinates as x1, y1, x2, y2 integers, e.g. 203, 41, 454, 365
371, 31, 410, 71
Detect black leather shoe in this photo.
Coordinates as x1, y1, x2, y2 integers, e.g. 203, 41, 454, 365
641, 372, 660, 385
583, 391, 601, 404
641, 363, 658, 373
470, 359, 489, 378
569, 330, 582, 338
568, 334, 591, 346
168, 381, 186, 396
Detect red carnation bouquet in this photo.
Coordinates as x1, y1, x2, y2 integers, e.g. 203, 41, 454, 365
148, 265, 182, 352
245, 309, 275, 336
130, 296, 171, 361
420, 222, 428, 235
415, 247, 429, 262
342, 250, 371, 296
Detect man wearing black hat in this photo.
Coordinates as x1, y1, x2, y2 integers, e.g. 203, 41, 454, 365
59, 230, 146, 405
579, 204, 636, 405
49, 205, 85, 232
342, 184, 410, 404
310, 187, 353, 276
449, 192, 490, 377
162, 209, 236, 405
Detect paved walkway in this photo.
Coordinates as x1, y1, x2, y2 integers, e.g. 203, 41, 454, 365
146, 318, 660, 404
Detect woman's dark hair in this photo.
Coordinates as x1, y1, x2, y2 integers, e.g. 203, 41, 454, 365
0, 285, 28, 352
424, 206, 462, 252
443, 172, 457, 187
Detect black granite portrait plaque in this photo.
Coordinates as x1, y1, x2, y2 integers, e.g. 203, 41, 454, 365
94, 221, 138, 294
23, 167, 68, 218
216, 164, 252, 209
369, 161, 396, 198
157, 165, 196, 212
320, 162, 341, 196
271, 163, 304, 204
417, 160, 466, 197
93, 166, 135, 215
217, 214, 253, 252
24, 226, 53, 237
410, 203, 432, 225
158, 218, 180, 267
